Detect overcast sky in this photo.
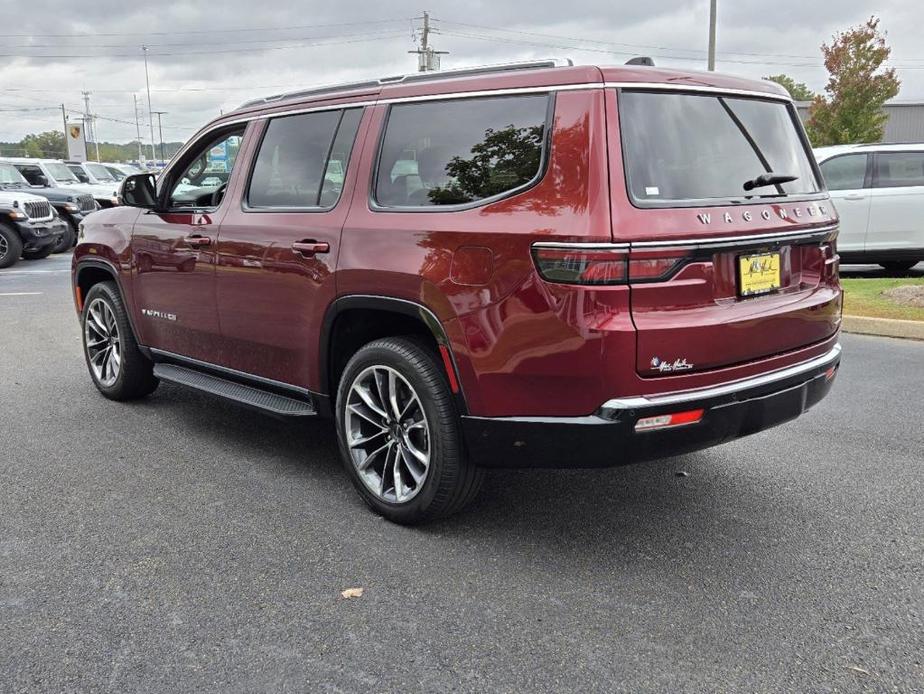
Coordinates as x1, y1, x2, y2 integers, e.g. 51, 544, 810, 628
2, 0, 922, 150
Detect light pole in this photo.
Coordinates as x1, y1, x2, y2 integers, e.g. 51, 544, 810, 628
142, 45, 157, 161
152, 111, 167, 163
707, 0, 717, 71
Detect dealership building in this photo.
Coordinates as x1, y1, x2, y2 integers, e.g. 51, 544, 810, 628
795, 100, 924, 143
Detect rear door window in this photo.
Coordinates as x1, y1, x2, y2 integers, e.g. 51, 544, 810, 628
874, 152, 924, 188
819, 154, 868, 190
247, 108, 361, 209
374, 94, 550, 208
618, 91, 820, 206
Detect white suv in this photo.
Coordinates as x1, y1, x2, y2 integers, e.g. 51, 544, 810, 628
815, 143, 924, 272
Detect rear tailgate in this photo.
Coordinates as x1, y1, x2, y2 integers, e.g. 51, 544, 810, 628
606, 87, 842, 377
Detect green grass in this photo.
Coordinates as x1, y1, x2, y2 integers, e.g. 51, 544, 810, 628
840, 277, 924, 321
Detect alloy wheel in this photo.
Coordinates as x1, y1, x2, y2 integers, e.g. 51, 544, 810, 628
84, 298, 122, 387
0, 234, 8, 261
344, 365, 431, 504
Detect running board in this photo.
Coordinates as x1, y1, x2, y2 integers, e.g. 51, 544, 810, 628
152, 364, 317, 417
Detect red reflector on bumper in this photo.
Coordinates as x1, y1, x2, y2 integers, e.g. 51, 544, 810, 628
635, 408, 705, 432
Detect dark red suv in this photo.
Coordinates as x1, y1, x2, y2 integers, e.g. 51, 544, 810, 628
72, 60, 842, 523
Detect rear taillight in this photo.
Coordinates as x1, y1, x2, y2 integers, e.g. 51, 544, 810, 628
626, 248, 690, 282
532, 245, 628, 285
532, 243, 689, 285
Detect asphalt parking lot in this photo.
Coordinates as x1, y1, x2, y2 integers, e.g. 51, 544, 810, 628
1, 253, 922, 693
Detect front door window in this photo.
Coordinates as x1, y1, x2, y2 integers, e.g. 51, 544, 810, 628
168, 132, 244, 209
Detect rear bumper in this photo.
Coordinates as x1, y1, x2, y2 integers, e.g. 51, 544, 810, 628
462, 343, 841, 468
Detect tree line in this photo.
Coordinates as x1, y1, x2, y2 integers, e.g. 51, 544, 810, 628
0, 130, 184, 162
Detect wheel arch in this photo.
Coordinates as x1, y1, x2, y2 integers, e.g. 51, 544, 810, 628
74, 259, 144, 349
320, 295, 467, 414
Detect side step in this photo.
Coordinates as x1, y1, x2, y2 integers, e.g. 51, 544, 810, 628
152, 364, 317, 417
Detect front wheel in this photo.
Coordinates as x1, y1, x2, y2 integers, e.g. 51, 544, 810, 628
81, 282, 159, 400
52, 220, 76, 253
0, 224, 23, 269
335, 337, 483, 524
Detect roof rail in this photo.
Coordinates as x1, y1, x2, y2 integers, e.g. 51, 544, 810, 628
237, 58, 573, 110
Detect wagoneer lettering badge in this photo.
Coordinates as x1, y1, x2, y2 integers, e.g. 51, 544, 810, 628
696, 203, 830, 225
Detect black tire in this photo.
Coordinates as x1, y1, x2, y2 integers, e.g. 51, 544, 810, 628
22, 244, 54, 261
81, 281, 159, 400
880, 261, 918, 274
335, 336, 483, 524
52, 219, 76, 253
0, 223, 23, 269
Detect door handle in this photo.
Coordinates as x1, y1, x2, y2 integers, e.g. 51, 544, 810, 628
843, 194, 865, 201
292, 240, 330, 257
184, 235, 212, 247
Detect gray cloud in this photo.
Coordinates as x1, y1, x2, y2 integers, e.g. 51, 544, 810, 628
2, 0, 921, 146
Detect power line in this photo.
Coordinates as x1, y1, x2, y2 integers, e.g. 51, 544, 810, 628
437, 28, 823, 67
0, 32, 410, 58
2, 28, 412, 50
434, 17, 924, 65
0, 18, 411, 38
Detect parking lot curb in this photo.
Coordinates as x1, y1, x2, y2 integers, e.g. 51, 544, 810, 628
842, 315, 924, 341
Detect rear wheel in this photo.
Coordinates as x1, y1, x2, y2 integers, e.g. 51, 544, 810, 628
880, 261, 918, 274
335, 336, 483, 524
81, 282, 158, 400
0, 224, 22, 269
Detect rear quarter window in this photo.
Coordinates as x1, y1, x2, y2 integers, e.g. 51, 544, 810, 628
374, 94, 551, 209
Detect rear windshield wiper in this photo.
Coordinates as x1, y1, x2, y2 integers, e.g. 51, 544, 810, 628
743, 173, 798, 192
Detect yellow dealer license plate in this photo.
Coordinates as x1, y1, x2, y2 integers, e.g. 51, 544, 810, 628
738, 252, 781, 297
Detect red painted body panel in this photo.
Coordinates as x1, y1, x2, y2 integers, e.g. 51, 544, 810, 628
338, 90, 612, 416
214, 112, 372, 389
72, 63, 841, 425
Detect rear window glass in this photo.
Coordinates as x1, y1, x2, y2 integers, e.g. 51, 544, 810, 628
619, 91, 820, 205
375, 94, 549, 208
875, 152, 924, 188
819, 154, 868, 190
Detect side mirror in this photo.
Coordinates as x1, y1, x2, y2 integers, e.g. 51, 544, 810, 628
119, 173, 158, 209
35, 174, 49, 187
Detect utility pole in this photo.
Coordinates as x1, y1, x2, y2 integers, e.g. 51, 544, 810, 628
152, 111, 167, 162
82, 90, 101, 162
142, 45, 157, 161
133, 94, 144, 163
409, 11, 447, 72
61, 103, 68, 135
707, 0, 717, 71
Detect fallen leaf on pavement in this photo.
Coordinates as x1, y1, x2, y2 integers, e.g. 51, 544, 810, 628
846, 666, 870, 675
341, 587, 364, 599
